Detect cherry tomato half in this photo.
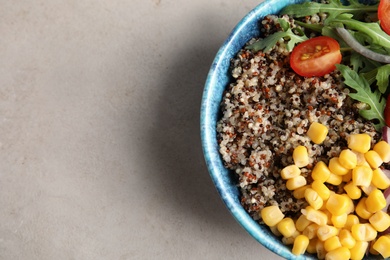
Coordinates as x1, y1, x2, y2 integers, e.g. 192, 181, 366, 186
290, 36, 342, 77
385, 94, 390, 127
379, 0, 390, 35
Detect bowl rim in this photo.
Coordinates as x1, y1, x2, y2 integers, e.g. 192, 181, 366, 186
200, 0, 312, 259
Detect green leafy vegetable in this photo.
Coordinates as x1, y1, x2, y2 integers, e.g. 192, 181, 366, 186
246, 28, 307, 53
337, 64, 386, 131
280, 0, 378, 19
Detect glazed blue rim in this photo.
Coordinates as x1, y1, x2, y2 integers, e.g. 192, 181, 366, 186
200, 0, 382, 259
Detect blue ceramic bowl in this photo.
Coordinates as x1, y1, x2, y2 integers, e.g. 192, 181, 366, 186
200, 0, 378, 259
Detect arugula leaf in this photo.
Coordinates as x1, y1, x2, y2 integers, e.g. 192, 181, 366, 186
336, 64, 386, 131
246, 28, 308, 53
280, 0, 377, 19
376, 65, 390, 94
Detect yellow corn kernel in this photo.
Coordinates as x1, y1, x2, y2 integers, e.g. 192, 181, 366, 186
312, 161, 331, 182
352, 165, 373, 187
293, 185, 309, 199
311, 180, 331, 201
353, 151, 369, 166
355, 197, 373, 219
347, 133, 371, 153
326, 193, 349, 216
292, 234, 310, 256
317, 225, 339, 241
342, 170, 352, 183
286, 175, 307, 190
345, 214, 360, 230
373, 140, 390, 163
306, 238, 318, 254
372, 168, 390, 190
339, 149, 358, 170
302, 206, 328, 226
331, 213, 347, 229
366, 189, 386, 213
365, 150, 383, 169
296, 214, 311, 232
277, 217, 297, 238
305, 188, 323, 210
325, 246, 350, 260
316, 239, 326, 259
369, 238, 380, 255
324, 236, 342, 252
269, 225, 282, 237
350, 241, 369, 260
361, 183, 376, 196
328, 157, 349, 175
280, 164, 301, 179
282, 230, 300, 245
307, 122, 328, 144
341, 194, 355, 214
369, 210, 390, 232
293, 145, 309, 168
339, 229, 356, 249
303, 223, 319, 239
326, 173, 343, 187
343, 182, 362, 200
351, 223, 377, 241
373, 235, 390, 258
261, 205, 285, 227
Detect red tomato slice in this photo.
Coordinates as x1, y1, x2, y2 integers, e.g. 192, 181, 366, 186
290, 36, 342, 77
379, 0, 390, 35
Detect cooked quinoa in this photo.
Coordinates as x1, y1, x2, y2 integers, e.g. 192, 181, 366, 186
216, 15, 379, 222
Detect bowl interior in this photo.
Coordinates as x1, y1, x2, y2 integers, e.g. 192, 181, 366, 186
200, 0, 380, 259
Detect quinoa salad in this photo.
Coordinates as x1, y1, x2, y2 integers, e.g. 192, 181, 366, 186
216, 14, 379, 222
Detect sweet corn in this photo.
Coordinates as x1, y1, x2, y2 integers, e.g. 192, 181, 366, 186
317, 225, 339, 241
261, 205, 285, 227
316, 239, 326, 259
355, 197, 373, 219
365, 150, 383, 169
328, 157, 349, 175
373, 235, 390, 258
312, 161, 331, 182
293, 145, 309, 168
325, 246, 350, 260
302, 206, 328, 226
360, 183, 376, 196
369, 238, 380, 255
331, 213, 347, 229
295, 214, 311, 232
293, 185, 309, 199
373, 140, 390, 163
345, 214, 360, 230
351, 223, 377, 241
307, 122, 328, 144
341, 194, 355, 214
277, 217, 296, 238
347, 133, 371, 153
270, 225, 282, 237
352, 165, 373, 187
307, 238, 318, 254
372, 168, 390, 190
353, 151, 368, 166
292, 234, 310, 255
339, 149, 358, 170
342, 170, 352, 183
326, 172, 343, 186
339, 229, 356, 249
305, 188, 323, 210
311, 180, 331, 200
280, 164, 301, 179
349, 241, 369, 260
324, 236, 342, 252
369, 210, 390, 232
303, 223, 320, 239
365, 189, 386, 213
282, 231, 300, 245
326, 193, 349, 216
286, 175, 307, 190
343, 181, 362, 200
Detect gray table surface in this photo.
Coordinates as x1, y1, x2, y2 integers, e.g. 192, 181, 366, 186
1, 0, 283, 259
